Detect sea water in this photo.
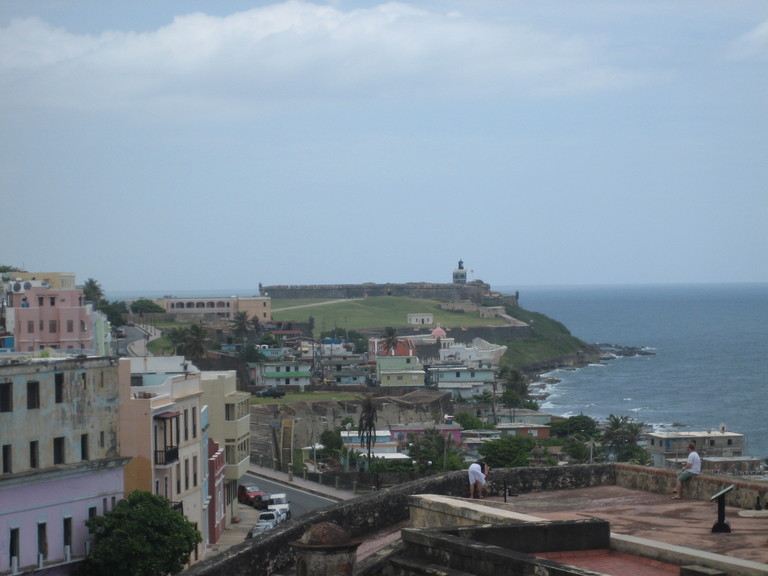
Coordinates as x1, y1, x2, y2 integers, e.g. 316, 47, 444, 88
498, 283, 768, 460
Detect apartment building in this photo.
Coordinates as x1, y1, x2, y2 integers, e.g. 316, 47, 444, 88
119, 357, 206, 562
0, 356, 128, 576
199, 371, 250, 529
3, 280, 96, 353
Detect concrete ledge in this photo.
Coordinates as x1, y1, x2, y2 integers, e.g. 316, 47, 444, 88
408, 494, 542, 528
611, 533, 768, 576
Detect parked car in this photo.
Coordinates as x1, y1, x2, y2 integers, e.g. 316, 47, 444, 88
259, 509, 287, 525
244, 521, 274, 539
237, 483, 265, 506
251, 492, 271, 510
255, 387, 285, 398
267, 493, 291, 520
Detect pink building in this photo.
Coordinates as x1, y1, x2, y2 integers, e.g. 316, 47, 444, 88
207, 437, 226, 544
4, 280, 94, 353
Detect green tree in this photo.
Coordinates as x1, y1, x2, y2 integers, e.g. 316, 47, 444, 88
182, 324, 209, 363
80, 490, 201, 576
101, 300, 129, 328
238, 343, 268, 363
602, 414, 643, 462
380, 326, 399, 355
319, 429, 343, 452
478, 434, 551, 468
231, 311, 251, 340
549, 414, 600, 439
130, 298, 165, 314
164, 327, 189, 356
357, 394, 378, 465
82, 278, 104, 304
454, 411, 492, 431
406, 429, 464, 475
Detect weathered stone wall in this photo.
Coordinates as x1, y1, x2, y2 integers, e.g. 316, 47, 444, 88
262, 281, 494, 304
183, 464, 615, 576
615, 463, 768, 509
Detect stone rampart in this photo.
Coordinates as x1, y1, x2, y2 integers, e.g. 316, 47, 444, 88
183, 464, 614, 576
615, 463, 768, 509
262, 281, 496, 304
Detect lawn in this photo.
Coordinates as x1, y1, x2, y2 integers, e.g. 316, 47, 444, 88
271, 296, 509, 333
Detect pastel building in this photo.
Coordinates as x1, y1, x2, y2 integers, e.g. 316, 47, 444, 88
0, 356, 128, 576
198, 371, 250, 529
255, 360, 312, 389
425, 365, 496, 399
119, 357, 206, 563
375, 356, 426, 389
3, 280, 95, 354
157, 296, 272, 324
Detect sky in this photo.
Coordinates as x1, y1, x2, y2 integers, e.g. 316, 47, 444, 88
1, 1, 767, 294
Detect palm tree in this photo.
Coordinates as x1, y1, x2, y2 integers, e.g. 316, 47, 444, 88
602, 414, 643, 461
357, 394, 378, 466
183, 324, 209, 363
82, 278, 104, 305
380, 327, 399, 356
165, 327, 189, 356
231, 311, 251, 340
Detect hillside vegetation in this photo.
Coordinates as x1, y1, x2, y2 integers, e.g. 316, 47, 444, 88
272, 296, 509, 332
271, 296, 595, 372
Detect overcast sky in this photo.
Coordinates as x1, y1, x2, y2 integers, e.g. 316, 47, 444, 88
2, 1, 766, 294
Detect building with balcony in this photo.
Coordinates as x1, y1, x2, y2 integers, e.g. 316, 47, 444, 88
119, 357, 206, 563
0, 356, 128, 576
255, 360, 312, 390
375, 356, 426, 389
424, 364, 496, 399
199, 371, 250, 529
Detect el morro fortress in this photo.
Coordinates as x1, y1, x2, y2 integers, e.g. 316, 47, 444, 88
259, 260, 519, 307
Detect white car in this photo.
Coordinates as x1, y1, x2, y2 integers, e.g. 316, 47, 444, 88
258, 509, 286, 525
267, 493, 292, 520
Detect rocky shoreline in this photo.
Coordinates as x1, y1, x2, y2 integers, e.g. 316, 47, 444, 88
526, 343, 655, 402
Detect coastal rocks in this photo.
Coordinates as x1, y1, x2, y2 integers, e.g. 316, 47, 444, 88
597, 343, 656, 358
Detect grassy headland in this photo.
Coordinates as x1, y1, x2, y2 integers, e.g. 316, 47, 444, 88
271, 296, 598, 373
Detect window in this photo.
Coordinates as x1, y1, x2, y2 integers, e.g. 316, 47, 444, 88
66, 319, 74, 333
50, 296, 56, 306
39, 319, 43, 331
184, 458, 189, 490
30, 441, 39, 469
27, 381, 40, 409
727, 439, 733, 446
49, 320, 57, 333
2, 444, 11, 473
88, 507, 97, 533
225, 404, 235, 421
193, 455, 198, 486
0, 382, 11, 412
37, 522, 47, 560
99, 431, 105, 448
63, 517, 72, 550
10, 528, 19, 565
184, 409, 189, 441
81, 434, 89, 461
55, 373, 64, 403
176, 464, 181, 494
38, 296, 44, 306
53, 437, 65, 465
192, 407, 197, 438
27, 320, 34, 333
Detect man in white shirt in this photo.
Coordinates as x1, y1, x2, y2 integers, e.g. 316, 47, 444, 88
672, 442, 701, 499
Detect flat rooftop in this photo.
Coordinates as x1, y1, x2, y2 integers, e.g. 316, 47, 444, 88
505, 484, 768, 568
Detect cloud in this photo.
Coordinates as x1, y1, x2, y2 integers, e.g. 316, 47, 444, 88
0, 1, 642, 115
727, 18, 768, 61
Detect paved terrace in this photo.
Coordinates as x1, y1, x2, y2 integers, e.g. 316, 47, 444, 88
196, 464, 768, 576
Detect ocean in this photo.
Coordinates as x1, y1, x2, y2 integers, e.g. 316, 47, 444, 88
498, 283, 768, 460
109, 283, 768, 460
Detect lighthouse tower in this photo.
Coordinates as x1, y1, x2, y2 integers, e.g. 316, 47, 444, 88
452, 259, 467, 284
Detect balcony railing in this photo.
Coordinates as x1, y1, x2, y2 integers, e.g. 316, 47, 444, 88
154, 446, 179, 466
